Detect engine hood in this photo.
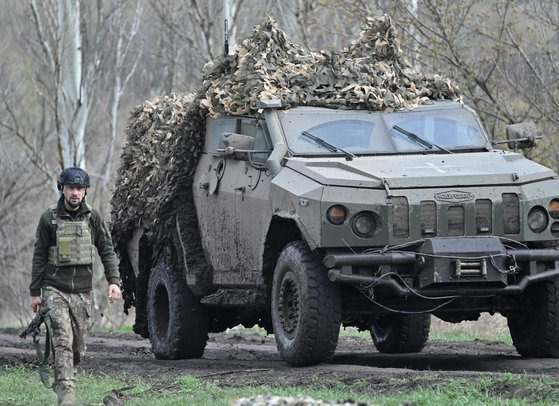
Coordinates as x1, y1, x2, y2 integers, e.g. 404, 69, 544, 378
285, 151, 557, 189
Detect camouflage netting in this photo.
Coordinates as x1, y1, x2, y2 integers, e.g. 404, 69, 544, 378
110, 15, 461, 281
200, 15, 460, 115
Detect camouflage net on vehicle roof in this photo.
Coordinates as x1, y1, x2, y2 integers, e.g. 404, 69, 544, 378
110, 15, 461, 262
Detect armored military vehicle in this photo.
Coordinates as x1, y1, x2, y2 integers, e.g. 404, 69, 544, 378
120, 98, 559, 366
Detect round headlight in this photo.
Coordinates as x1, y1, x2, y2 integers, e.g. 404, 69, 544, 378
327, 205, 347, 225
549, 199, 559, 219
528, 206, 548, 233
352, 212, 377, 237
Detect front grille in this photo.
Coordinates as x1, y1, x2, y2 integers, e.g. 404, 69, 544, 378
420, 200, 437, 236
390, 194, 517, 238
391, 196, 410, 237
475, 199, 492, 234
448, 206, 465, 236
502, 193, 520, 234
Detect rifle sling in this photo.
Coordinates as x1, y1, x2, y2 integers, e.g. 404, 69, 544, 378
32, 314, 54, 389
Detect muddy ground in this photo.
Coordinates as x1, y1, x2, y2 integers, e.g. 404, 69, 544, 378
2, 328, 559, 400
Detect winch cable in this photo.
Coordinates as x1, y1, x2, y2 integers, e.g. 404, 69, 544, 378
364, 271, 461, 300
357, 285, 457, 315
357, 270, 499, 314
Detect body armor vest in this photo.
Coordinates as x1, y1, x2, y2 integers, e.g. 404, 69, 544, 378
47, 205, 94, 266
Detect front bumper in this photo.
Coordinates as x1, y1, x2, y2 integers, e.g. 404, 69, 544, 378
324, 237, 559, 297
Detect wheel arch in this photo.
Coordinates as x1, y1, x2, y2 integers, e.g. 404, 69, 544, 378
122, 226, 154, 338
261, 215, 304, 289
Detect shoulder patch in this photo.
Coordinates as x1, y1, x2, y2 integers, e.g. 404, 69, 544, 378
49, 204, 58, 224
49, 204, 58, 218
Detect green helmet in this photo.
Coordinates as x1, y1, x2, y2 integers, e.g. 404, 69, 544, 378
57, 167, 90, 190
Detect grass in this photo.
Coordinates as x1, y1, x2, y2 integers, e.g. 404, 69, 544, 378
429, 331, 513, 345
2, 365, 559, 406
91, 324, 135, 334
224, 323, 513, 345
224, 325, 270, 337
0, 365, 150, 405
339, 326, 513, 345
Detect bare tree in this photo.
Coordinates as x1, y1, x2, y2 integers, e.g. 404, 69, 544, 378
145, 0, 245, 95
0, 0, 144, 327
96, 0, 144, 213
26, 0, 108, 170
341, 0, 559, 170
0, 132, 45, 325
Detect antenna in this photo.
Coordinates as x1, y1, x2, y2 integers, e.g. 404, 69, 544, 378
224, 19, 229, 55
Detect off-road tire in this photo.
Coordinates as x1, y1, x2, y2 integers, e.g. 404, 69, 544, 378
147, 259, 209, 359
271, 241, 342, 366
370, 314, 430, 353
507, 279, 559, 357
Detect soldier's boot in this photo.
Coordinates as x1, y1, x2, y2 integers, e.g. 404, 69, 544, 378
54, 382, 76, 406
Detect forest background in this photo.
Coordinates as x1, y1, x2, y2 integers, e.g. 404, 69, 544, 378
1, 0, 558, 327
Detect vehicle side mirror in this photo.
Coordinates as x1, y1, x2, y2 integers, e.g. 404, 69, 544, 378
505, 122, 539, 150
217, 132, 255, 160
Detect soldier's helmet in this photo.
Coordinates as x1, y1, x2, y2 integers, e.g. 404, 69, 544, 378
57, 167, 91, 190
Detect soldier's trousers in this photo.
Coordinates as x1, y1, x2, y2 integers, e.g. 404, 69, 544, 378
43, 286, 92, 388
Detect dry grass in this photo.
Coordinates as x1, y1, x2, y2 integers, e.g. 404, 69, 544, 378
431, 313, 510, 339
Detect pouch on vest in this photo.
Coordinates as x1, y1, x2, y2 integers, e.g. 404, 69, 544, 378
57, 237, 73, 262
48, 215, 94, 266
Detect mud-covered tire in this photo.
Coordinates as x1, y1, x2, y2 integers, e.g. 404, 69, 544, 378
271, 241, 342, 366
507, 279, 559, 357
370, 314, 430, 353
147, 259, 209, 359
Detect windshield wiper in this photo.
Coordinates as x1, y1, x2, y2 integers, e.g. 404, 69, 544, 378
392, 125, 453, 154
301, 131, 355, 161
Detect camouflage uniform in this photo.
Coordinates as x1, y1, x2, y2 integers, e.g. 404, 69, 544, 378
30, 193, 120, 405
43, 286, 92, 392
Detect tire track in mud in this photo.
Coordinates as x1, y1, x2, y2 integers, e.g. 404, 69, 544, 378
2, 329, 559, 397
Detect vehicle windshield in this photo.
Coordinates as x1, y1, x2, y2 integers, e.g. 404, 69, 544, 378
278, 103, 490, 155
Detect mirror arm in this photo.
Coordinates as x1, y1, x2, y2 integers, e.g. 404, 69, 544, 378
494, 136, 542, 145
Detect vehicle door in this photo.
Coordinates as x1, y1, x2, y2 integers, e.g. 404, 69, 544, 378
194, 116, 242, 274
233, 118, 273, 282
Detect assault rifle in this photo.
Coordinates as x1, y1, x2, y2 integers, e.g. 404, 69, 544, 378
19, 296, 54, 388
19, 297, 53, 339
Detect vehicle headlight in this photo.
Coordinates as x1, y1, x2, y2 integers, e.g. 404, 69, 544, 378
327, 205, 347, 225
527, 206, 548, 233
548, 199, 559, 219
352, 211, 378, 237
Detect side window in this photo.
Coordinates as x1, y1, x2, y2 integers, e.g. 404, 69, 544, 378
240, 118, 271, 167
206, 116, 271, 167
205, 117, 238, 154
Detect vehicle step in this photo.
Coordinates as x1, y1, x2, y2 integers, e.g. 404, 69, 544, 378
200, 289, 258, 307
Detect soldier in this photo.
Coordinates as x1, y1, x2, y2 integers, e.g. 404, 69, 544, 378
29, 167, 122, 406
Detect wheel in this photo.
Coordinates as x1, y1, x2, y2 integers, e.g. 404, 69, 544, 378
271, 241, 342, 366
370, 313, 430, 353
147, 258, 209, 359
507, 279, 559, 357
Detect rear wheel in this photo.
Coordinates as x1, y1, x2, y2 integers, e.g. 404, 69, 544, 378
147, 258, 209, 359
271, 241, 342, 366
370, 313, 430, 353
507, 279, 559, 357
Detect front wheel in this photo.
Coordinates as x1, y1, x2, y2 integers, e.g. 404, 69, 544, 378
507, 279, 559, 357
370, 313, 430, 353
147, 258, 209, 359
271, 241, 342, 366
